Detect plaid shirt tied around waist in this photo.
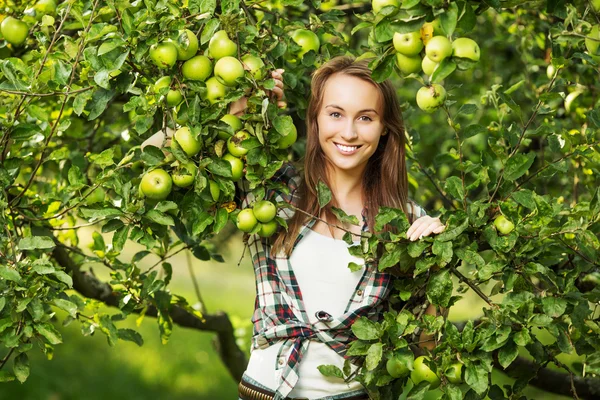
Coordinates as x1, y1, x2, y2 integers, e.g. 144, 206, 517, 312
244, 164, 427, 400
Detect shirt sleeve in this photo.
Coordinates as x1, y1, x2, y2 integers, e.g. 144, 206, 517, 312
407, 199, 428, 223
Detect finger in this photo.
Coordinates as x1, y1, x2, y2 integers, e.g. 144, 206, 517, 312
406, 216, 429, 238
271, 87, 284, 100
277, 100, 287, 109
274, 78, 284, 89
433, 225, 446, 233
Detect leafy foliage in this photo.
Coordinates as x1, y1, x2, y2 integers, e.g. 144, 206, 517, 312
0, 0, 599, 399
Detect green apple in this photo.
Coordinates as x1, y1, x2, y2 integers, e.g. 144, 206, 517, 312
258, 220, 278, 238
166, 89, 183, 107
209, 30, 237, 60
396, 53, 422, 75
386, 356, 410, 378
393, 31, 423, 56
411, 356, 440, 389
277, 124, 298, 149
209, 180, 220, 202
546, 64, 556, 80
84, 187, 106, 205
149, 42, 178, 69
585, 25, 600, 56
154, 76, 172, 92
241, 54, 266, 80
494, 215, 515, 235
416, 84, 446, 113
214, 56, 245, 87
219, 114, 243, 140
237, 208, 258, 232
452, 37, 480, 61
253, 200, 277, 223
181, 55, 212, 81
444, 362, 463, 384
223, 153, 244, 181
291, 29, 320, 59
140, 169, 173, 200
1, 17, 29, 46
227, 130, 251, 157
173, 126, 202, 157
175, 29, 198, 60
425, 36, 452, 63
372, 0, 399, 14
171, 163, 197, 188
421, 56, 439, 76
203, 76, 227, 104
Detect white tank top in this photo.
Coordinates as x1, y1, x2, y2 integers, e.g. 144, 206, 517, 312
244, 229, 366, 397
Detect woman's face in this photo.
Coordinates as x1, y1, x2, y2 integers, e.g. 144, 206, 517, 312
317, 73, 385, 178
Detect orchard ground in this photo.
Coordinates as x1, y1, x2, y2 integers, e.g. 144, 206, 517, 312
1, 227, 572, 400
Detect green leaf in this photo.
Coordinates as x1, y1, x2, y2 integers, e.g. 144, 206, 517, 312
213, 207, 229, 234
462, 124, 487, 139
52, 299, 78, 318
200, 18, 220, 45
498, 340, 518, 369
141, 145, 165, 166
331, 207, 359, 225
31, 260, 55, 275
17, 236, 55, 250
431, 58, 457, 84
351, 317, 382, 340
0, 298, 5, 313
348, 262, 363, 272
317, 364, 344, 379
80, 207, 123, 220
435, 215, 468, 242
13, 353, 29, 383
541, 296, 567, 318
511, 189, 536, 209
207, 158, 233, 178
504, 153, 535, 181
0, 371, 15, 382
192, 212, 214, 236
346, 340, 371, 356
444, 176, 464, 200
34, 322, 63, 345
0, 265, 22, 282
273, 115, 295, 137
366, 342, 383, 371
427, 269, 453, 307
439, 2, 459, 36
112, 225, 130, 253
145, 210, 174, 226
316, 180, 332, 208
118, 328, 144, 346
457, 104, 478, 116
88, 148, 115, 168
379, 245, 401, 270
465, 363, 488, 395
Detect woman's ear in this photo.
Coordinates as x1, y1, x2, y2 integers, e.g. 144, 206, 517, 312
382, 128, 389, 136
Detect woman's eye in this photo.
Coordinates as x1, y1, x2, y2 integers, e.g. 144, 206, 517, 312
330, 112, 341, 118
359, 116, 372, 121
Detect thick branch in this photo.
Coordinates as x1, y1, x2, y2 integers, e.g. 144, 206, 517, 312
51, 246, 248, 381
500, 355, 600, 400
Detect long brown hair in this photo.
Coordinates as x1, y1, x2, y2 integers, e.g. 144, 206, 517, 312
272, 56, 411, 256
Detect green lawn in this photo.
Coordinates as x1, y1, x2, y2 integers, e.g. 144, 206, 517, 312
1, 229, 572, 399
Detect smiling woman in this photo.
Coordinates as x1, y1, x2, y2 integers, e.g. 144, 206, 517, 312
238, 56, 446, 400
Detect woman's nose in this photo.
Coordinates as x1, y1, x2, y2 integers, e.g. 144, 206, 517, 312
340, 121, 358, 141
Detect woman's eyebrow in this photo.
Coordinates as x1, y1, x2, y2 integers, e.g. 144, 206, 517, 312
325, 104, 379, 115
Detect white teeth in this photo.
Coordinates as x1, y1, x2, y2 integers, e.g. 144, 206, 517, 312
336, 144, 359, 152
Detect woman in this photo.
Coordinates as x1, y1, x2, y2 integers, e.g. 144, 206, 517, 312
238, 56, 445, 400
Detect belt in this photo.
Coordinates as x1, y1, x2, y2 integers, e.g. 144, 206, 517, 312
238, 378, 370, 400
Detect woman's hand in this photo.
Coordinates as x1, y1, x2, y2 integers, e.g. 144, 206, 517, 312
406, 216, 445, 241
229, 69, 286, 116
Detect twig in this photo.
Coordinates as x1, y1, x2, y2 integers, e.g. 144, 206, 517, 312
0, 86, 94, 97
450, 266, 495, 307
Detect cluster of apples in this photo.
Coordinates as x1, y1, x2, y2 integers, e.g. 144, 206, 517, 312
148, 29, 266, 106
371, 0, 481, 113
386, 354, 463, 387
236, 200, 279, 238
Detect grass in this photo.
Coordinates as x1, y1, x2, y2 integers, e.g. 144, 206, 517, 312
0, 229, 573, 399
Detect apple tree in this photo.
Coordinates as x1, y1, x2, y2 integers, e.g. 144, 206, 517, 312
0, 0, 599, 399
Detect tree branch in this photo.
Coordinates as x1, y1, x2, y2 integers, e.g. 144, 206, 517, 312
51, 245, 248, 382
